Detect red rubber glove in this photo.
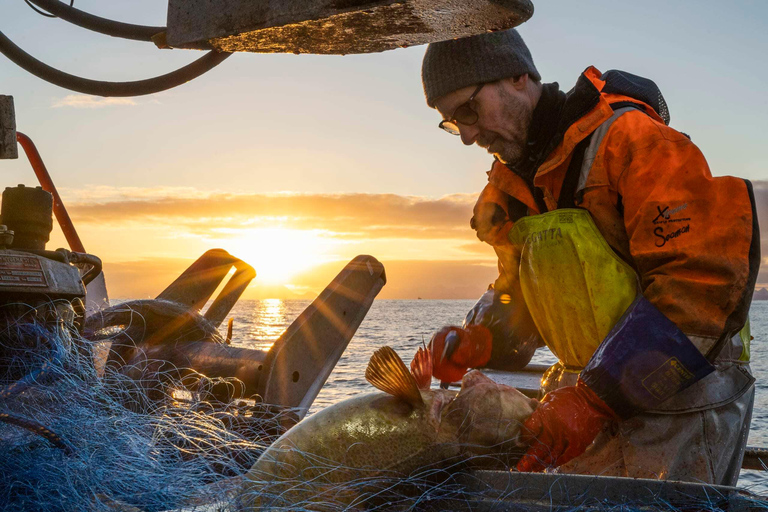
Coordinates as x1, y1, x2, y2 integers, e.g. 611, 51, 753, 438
516, 379, 618, 472
429, 325, 492, 385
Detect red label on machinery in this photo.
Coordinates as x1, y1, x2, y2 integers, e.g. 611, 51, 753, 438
0, 255, 48, 287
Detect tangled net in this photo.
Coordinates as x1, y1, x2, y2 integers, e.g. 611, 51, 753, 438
0, 302, 292, 512
239, 444, 768, 512
1, 301, 767, 512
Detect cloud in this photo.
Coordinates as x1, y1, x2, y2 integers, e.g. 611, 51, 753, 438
457, 241, 496, 255
103, 257, 498, 300
66, 190, 479, 240
749, 180, 768, 285
52, 95, 138, 109
290, 259, 498, 300
59, 185, 209, 203
69, 183, 768, 292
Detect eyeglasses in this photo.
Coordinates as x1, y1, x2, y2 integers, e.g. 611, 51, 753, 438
438, 83, 485, 135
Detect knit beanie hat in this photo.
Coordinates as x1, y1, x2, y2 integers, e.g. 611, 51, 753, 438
422, 28, 540, 108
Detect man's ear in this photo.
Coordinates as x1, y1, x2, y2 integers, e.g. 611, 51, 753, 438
509, 74, 529, 91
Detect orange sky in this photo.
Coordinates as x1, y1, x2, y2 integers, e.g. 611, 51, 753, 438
47, 187, 501, 299
5, 1, 767, 301
44, 182, 768, 300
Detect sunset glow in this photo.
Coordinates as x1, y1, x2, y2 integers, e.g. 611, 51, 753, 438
5, 1, 767, 300
217, 228, 343, 285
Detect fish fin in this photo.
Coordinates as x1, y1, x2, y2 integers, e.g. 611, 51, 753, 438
410, 345, 432, 390
366, 346, 424, 407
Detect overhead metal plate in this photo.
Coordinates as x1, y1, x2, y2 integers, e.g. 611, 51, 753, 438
166, 0, 534, 54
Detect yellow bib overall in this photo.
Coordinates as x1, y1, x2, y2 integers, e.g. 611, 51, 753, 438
508, 209, 638, 394
507, 209, 753, 484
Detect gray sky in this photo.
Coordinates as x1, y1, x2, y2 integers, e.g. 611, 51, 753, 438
4, 0, 767, 194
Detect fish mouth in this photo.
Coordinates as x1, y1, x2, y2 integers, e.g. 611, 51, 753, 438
444, 371, 536, 451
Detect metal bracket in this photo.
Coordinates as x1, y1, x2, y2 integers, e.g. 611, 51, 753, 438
0, 96, 18, 160
88, 255, 385, 420
258, 255, 386, 418
156, 248, 256, 327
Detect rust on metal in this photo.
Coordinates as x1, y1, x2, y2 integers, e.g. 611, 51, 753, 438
166, 0, 534, 54
0, 96, 18, 160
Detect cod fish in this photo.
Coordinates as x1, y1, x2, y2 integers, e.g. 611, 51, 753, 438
241, 346, 536, 510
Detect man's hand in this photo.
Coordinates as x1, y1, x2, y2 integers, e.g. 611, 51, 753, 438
516, 379, 618, 472
429, 325, 492, 386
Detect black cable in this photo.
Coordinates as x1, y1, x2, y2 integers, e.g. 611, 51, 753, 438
0, 29, 231, 97
24, 0, 56, 18
26, 0, 164, 42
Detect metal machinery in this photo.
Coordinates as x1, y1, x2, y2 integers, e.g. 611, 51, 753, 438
0, 183, 100, 383
0, 95, 387, 438
3, 2, 768, 509
0, 0, 534, 97
164, 0, 534, 55
0, 0, 529, 447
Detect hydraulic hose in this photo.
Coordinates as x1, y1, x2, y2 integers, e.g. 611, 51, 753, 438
0, 29, 231, 97
26, 0, 163, 42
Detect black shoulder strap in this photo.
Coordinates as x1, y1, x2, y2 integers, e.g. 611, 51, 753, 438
557, 102, 647, 209
507, 195, 530, 222
557, 134, 593, 209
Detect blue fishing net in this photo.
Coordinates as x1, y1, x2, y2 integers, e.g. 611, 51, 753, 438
0, 305, 290, 512
2, 302, 767, 512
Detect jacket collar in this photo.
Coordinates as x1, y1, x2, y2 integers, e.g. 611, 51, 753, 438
488, 66, 610, 207
533, 66, 612, 183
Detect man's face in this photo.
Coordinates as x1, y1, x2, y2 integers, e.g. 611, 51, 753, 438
435, 78, 535, 166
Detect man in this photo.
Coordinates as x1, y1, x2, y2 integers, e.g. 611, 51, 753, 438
421, 28, 758, 485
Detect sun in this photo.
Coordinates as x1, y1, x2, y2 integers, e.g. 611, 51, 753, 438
217, 228, 339, 285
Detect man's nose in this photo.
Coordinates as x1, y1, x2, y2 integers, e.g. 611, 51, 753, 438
459, 124, 479, 146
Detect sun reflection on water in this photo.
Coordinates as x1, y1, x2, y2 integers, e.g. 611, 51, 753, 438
227, 299, 291, 352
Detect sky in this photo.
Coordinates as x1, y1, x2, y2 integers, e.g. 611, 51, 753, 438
2, 0, 768, 299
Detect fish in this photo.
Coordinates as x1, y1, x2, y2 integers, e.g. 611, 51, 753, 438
240, 345, 537, 510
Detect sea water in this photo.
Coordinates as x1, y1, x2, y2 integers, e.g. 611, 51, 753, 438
224, 298, 768, 494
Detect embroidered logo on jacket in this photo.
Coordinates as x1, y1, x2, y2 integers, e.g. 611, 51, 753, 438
651, 203, 691, 247
652, 203, 690, 225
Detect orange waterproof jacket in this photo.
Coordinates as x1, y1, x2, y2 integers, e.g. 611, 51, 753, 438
473, 66, 759, 358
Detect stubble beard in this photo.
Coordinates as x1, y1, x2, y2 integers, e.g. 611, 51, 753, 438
480, 88, 533, 167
